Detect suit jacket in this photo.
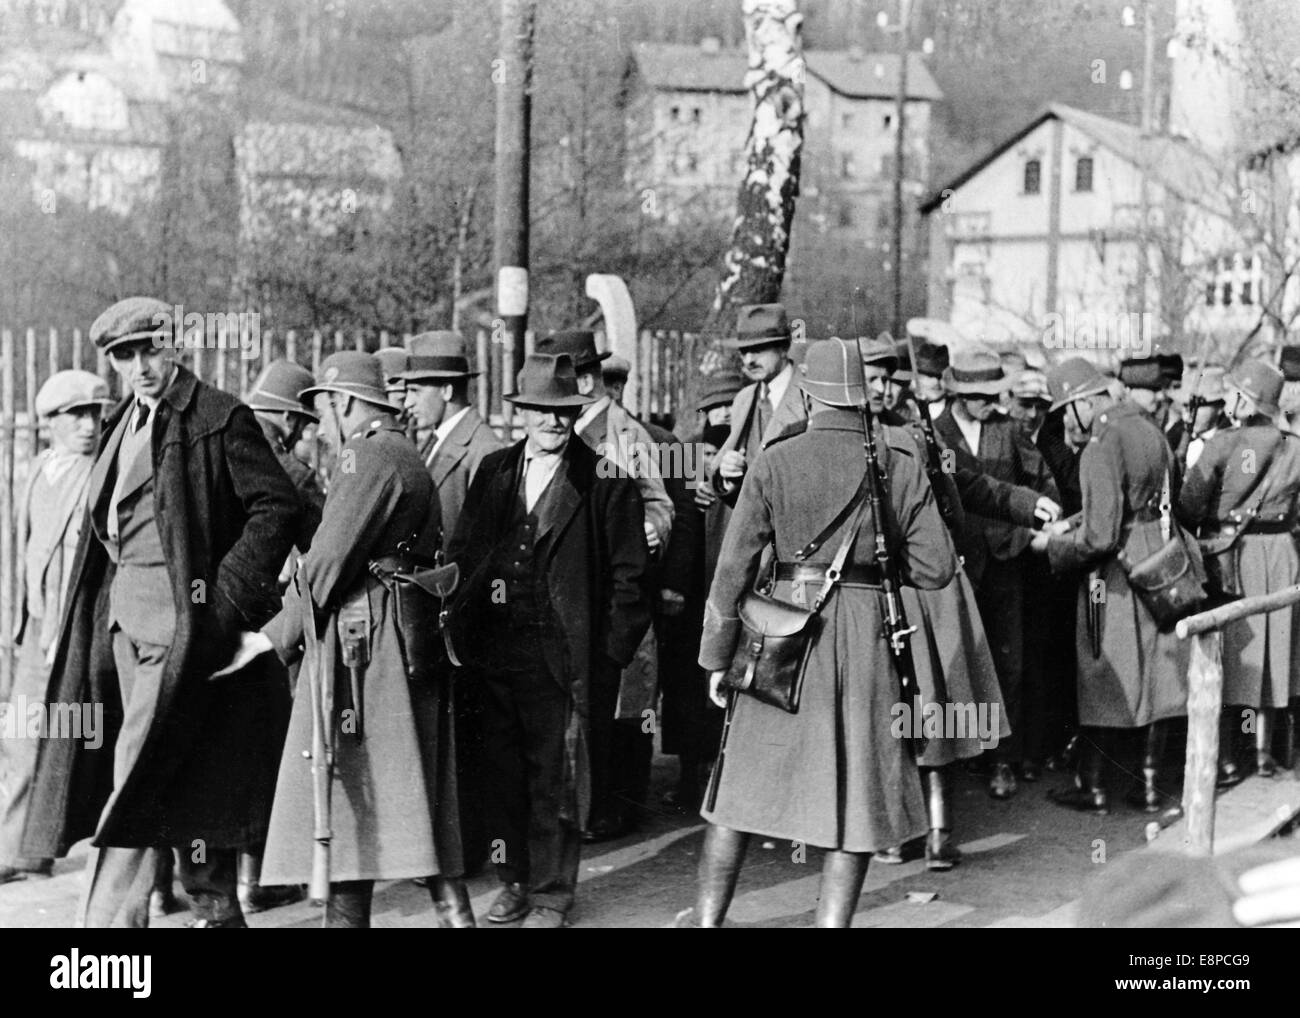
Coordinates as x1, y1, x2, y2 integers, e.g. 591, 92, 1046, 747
23, 366, 299, 855
933, 408, 1057, 579
577, 396, 673, 546
709, 368, 809, 507
425, 406, 504, 542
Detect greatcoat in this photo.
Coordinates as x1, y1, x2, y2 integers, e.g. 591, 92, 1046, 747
698, 409, 968, 852
1178, 419, 1300, 708
1047, 399, 1190, 728
260, 421, 462, 883
22, 366, 299, 855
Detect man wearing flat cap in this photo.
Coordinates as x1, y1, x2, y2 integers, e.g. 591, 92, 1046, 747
256, 351, 472, 928
22, 296, 301, 927
934, 351, 1058, 800
446, 352, 650, 927
1, 371, 111, 885
400, 331, 503, 539
709, 304, 809, 506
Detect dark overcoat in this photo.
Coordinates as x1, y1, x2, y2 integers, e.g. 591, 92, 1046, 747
1178, 419, 1300, 707
1047, 399, 1190, 728
260, 422, 462, 883
22, 366, 299, 854
698, 410, 965, 852
446, 437, 650, 827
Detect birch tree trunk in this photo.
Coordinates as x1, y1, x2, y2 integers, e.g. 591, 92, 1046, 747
705, 0, 805, 339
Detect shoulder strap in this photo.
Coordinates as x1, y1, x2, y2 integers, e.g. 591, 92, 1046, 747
1235, 433, 1287, 535
793, 476, 870, 562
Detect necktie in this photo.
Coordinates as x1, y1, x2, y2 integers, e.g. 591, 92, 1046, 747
133, 401, 151, 433
754, 383, 771, 446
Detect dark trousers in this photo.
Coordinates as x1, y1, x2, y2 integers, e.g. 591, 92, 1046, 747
481, 661, 581, 914
587, 658, 650, 827
976, 555, 1026, 765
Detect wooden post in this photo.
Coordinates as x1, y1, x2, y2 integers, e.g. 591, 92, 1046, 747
215, 342, 228, 393
71, 327, 83, 371
286, 329, 298, 366
49, 327, 59, 379
354, 331, 365, 353
1183, 630, 1223, 856
312, 332, 324, 375
25, 328, 38, 457
0, 331, 14, 683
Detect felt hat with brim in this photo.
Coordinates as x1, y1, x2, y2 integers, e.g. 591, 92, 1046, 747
36, 370, 112, 417
535, 330, 609, 374
1280, 346, 1300, 383
857, 334, 899, 374
300, 351, 403, 413
1193, 365, 1227, 403
943, 351, 1010, 395
799, 338, 868, 408
504, 353, 596, 409
913, 339, 950, 377
891, 339, 914, 382
602, 354, 632, 381
374, 347, 411, 383
696, 369, 744, 411
90, 296, 172, 354
722, 303, 793, 350
245, 360, 320, 420
1119, 357, 1165, 390
1047, 357, 1111, 412
1227, 359, 1284, 417
1012, 369, 1051, 404
399, 331, 478, 381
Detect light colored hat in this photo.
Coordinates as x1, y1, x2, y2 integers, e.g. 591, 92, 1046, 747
244, 360, 319, 420
1012, 369, 1051, 404
503, 353, 597, 409
89, 296, 172, 354
1227, 359, 1284, 417
1047, 358, 1112, 412
400, 331, 478, 381
36, 370, 112, 417
943, 351, 1011, 395
798, 338, 868, 408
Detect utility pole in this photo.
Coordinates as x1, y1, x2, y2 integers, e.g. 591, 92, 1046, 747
1134, 0, 1155, 323
881, 0, 918, 338
494, 0, 534, 385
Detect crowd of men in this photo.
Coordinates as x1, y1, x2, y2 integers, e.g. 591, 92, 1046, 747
1, 293, 1299, 928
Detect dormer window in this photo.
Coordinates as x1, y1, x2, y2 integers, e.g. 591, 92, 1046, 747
1023, 159, 1041, 194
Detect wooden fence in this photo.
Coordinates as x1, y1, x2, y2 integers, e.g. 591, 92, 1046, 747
0, 325, 702, 684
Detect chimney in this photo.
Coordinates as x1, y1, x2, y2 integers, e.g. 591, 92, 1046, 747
700, 36, 722, 56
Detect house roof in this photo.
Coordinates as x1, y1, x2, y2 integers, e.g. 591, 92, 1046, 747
632, 43, 942, 102
919, 103, 1227, 215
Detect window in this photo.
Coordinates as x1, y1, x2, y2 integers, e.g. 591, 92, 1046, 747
1221, 280, 1233, 306
838, 204, 854, 228
1075, 156, 1094, 192
841, 112, 854, 129
1242, 279, 1253, 305
840, 152, 856, 179
1024, 159, 1041, 194
1205, 279, 1216, 306
883, 113, 893, 130
670, 104, 680, 122
691, 106, 702, 124
686, 152, 699, 172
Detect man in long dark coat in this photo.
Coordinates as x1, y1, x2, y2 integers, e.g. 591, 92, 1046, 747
21, 296, 300, 927
446, 352, 650, 928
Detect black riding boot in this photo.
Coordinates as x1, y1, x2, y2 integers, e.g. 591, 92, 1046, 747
1218, 708, 1245, 788
923, 767, 961, 870
674, 824, 749, 927
1126, 722, 1171, 812
430, 876, 476, 928
1049, 728, 1110, 814
1256, 708, 1278, 777
815, 851, 870, 928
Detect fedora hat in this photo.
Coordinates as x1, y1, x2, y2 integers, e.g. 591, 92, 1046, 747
244, 360, 320, 420
36, 370, 112, 417
1227, 359, 1284, 417
535, 330, 609, 374
1047, 357, 1111, 412
504, 353, 597, 409
696, 369, 744, 412
1158, 352, 1185, 384
300, 351, 403, 413
891, 338, 914, 383
1012, 369, 1051, 404
722, 303, 793, 350
374, 346, 411, 384
798, 338, 867, 408
943, 351, 1010, 396
400, 331, 479, 381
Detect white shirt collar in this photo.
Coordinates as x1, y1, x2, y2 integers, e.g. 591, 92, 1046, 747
763, 361, 795, 410
435, 405, 471, 445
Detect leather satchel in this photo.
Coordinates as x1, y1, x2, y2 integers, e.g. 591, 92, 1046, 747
719, 485, 869, 713
1117, 467, 1206, 630
370, 557, 461, 679
1198, 436, 1283, 599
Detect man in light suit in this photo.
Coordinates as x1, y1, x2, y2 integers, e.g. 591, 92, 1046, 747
400, 331, 503, 541
709, 304, 809, 507
1, 371, 111, 885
